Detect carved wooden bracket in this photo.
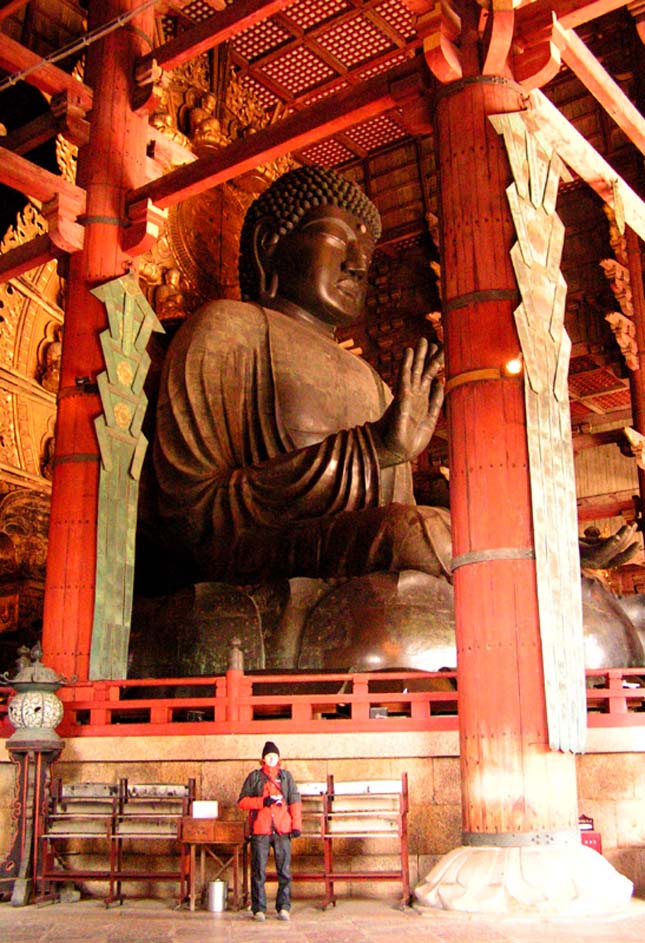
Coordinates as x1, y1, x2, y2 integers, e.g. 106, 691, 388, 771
416, 1, 463, 84
50, 89, 91, 147
41, 194, 85, 253
482, 0, 515, 76
405, 0, 514, 83
122, 198, 168, 256
512, 10, 562, 90
627, 0, 645, 43
132, 57, 164, 116
1, 90, 89, 156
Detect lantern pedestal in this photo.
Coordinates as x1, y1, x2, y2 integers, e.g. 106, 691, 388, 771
0, 647, 65, 905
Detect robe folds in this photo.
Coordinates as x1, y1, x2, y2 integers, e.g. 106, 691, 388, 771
154, 301, 451, 584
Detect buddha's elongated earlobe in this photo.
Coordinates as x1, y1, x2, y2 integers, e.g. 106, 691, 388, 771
253, 218, 280, 302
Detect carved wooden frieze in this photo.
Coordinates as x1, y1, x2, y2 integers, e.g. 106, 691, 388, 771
491, 112, 586, 753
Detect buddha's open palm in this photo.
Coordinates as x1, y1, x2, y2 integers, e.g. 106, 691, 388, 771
374, 338, 444, 468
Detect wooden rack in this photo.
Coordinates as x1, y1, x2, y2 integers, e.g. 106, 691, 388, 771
38, 777, 195, 905
271, 772, 410, 908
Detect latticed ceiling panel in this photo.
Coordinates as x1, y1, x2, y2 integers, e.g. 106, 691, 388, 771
373, 0, 416, 39
356, 50, 408, 81
315, 17, 395, 69
260, 45, 337, 96
233, 17, 293, 63
228, 0, 421, 112
568, 368, 626, 399
592, 389, 633, 412
238, 72, 281, 110
180, 0, 226, 23
344, 113, 407, 152
569, 354, 608, 375
299, 138, 357, 166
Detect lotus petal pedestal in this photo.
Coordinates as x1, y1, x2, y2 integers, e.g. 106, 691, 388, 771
415, 844, 633, 916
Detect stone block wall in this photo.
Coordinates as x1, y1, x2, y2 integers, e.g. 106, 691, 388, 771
1, 730, 644, 902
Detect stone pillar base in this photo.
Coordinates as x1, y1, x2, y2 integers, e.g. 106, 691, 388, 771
415, 844, 633, 916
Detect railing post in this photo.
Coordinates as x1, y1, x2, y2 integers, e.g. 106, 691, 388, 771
214, 677, 227, 722
89, 681, 114, 727
607, 669, 629, 715
226, 637, 253, 723
292, 700, 312, 723
351, 676, 370, 722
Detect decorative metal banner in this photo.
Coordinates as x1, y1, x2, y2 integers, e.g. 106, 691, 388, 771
490, 112, 586, 753
89, 274, 163, 680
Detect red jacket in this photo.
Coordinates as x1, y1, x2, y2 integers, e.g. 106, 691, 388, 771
238, 763, 302, 836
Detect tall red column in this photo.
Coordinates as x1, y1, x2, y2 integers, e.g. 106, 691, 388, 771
414, 73, 632, 912
41, 0, 154, 680
440, 75, 579, 839
626, 229, 645, 513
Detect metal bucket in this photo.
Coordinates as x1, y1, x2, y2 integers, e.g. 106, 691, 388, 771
207, 880, 228, 912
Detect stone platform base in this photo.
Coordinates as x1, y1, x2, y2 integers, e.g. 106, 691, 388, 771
415, 844, 634, 915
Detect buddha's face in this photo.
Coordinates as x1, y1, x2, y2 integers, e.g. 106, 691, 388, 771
268, 205, 376, 329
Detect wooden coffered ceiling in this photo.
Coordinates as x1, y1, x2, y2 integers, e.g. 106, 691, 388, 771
0, 0, 643, 526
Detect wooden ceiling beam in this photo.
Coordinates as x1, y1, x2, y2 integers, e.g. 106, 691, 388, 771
136, 0, 295, 78
0, 145, 85, 211
1, 90, 90, 155
0, 147, 86, 282
127, 58, 426, 213
572, 428, 627, 451
0, 33, 92, 111
572, 408, 634, 433
520, 89, 645, 241
515, 0, 630, 33
552, 18, 645, 156
577, 490, 637, 521
0, 0, 29, 23
0, 234, 64, 282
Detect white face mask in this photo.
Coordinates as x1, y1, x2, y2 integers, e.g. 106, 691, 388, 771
263, 752, 279, 767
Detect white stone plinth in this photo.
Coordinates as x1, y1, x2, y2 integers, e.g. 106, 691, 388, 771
415, 844, 633, 916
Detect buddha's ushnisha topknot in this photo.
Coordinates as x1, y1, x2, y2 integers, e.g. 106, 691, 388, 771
239, 165, 382, 301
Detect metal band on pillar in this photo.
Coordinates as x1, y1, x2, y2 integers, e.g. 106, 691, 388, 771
451, 547, 535, 571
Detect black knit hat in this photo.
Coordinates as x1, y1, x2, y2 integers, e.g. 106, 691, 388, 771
262, 741, 280, 758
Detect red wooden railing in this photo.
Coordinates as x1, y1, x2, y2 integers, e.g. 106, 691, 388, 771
0, 667, 643, 739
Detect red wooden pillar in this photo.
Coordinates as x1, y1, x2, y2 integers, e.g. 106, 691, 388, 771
414, 71, 632, 913
626, 229, 645, 514
439, 77, 579, 840
41, 0, 154, 680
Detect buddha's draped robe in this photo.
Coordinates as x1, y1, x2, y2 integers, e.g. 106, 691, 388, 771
154, 301, 451, 584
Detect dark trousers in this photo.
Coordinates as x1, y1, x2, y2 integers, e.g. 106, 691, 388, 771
251, 833, 292, 914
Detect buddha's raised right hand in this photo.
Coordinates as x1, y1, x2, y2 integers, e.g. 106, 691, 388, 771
372, 337, 444, 468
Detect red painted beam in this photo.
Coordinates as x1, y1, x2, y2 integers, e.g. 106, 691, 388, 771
0, 234, 62, 281
0, 0, 29, 22
516, 0, 630, 32
137, 0, 295, 76
0, 145, 86, 213
127, 58, 424, 212
0, 33, 93, 111
553, 19, 645, 155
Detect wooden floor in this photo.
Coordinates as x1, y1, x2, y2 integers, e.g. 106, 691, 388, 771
3, 896, 645, 942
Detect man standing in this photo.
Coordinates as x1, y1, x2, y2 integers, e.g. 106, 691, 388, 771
238, 741, 302, 921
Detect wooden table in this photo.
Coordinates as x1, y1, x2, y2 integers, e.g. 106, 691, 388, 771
180, 818, 248, 911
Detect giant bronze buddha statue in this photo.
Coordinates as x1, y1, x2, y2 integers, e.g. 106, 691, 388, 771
140, 165, 643, 676
154, 166, 449, 588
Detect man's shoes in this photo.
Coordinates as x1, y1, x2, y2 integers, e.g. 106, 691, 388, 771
253, 912, 266, 921
277, 910, 290, 921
